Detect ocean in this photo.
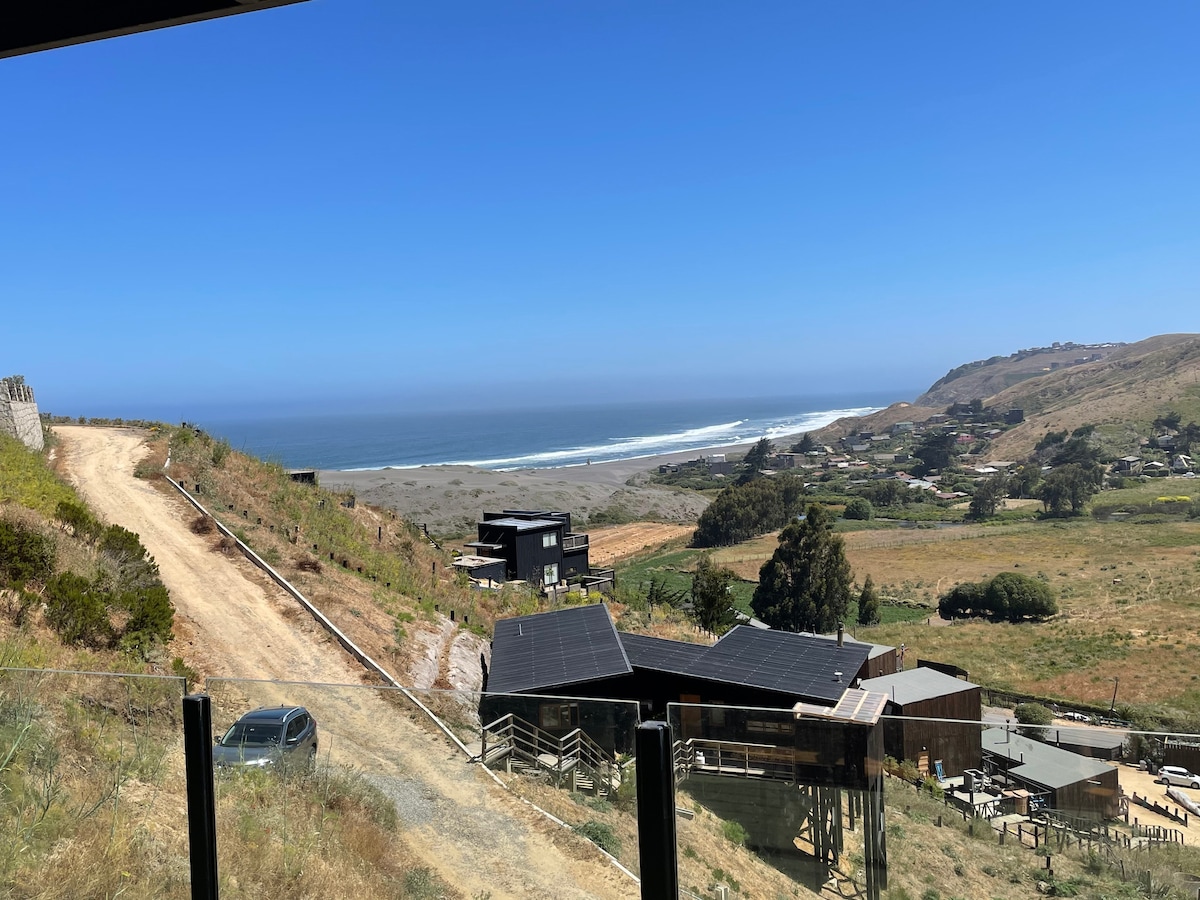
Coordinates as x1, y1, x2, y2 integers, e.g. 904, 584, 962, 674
201, 392, 900, 472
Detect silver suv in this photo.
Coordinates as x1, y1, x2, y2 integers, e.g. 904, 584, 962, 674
1157, 765, 1200, 789
214, 705, 318, 769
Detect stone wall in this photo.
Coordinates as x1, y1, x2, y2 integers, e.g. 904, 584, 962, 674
0, 378, 44, 451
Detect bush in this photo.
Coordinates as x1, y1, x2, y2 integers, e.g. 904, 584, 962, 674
843, 497, 874, 520
573, 820, 621, 856
0, 518, 56, 586
43, 572, 113, 648
118, 582, 175, 653
190, 515, 216, 535
1015, 702, 1053, 726
54, 499, 101, 542
721, 819, 748, 846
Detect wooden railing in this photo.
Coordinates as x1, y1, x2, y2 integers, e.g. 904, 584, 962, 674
480, 713, 617, 790
673, 737, 802, 783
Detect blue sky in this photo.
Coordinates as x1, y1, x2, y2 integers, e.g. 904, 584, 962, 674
3, 2, 1199, 419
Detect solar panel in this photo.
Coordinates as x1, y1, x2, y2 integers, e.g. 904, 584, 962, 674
619, 633, 709, 676
487, 604, 631, 694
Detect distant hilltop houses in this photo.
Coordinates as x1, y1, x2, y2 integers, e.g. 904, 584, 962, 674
0, 375, 43, 451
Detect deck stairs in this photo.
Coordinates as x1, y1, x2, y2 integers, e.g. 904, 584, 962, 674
480, 713, 620, 796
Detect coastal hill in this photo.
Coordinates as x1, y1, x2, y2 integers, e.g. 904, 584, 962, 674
816, 333, 1200, 459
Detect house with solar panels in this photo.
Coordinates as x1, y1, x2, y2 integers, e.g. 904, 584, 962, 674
480, 603, 881, 751
461, 510, 591, 589
479, 603, 892, 900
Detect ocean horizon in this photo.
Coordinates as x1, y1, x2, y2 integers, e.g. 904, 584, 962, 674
200, 391, 906, 472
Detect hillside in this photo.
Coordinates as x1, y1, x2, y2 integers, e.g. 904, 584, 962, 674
812, 333, 1200, 458
915, 340, 1126, 407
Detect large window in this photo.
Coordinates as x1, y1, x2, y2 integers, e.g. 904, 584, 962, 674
542, 531, 558, 548
539, 702, 578, 729
543, 563, 559, 586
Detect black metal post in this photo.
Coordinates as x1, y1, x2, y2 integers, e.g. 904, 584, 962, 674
635, 721, 678, 900
183, 694, 219, 899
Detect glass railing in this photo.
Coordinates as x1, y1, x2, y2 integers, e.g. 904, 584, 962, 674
0, 668, 186, 898
7, 664, 1200, 900
205, 678, 642, 897
667, 702, 1200, 900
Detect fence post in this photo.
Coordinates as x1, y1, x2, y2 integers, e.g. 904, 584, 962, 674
183, 694, 219, 900
635, 721, 679, 900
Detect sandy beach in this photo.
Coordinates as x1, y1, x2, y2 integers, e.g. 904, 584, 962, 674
320, 440, 763, 538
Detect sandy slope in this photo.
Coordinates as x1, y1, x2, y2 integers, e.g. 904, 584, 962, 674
55, 426, 636, 900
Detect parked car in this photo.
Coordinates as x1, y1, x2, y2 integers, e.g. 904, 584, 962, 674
1061, 712, 1092, 723
213, 705, 318, 769
1157, 765, 1200, 789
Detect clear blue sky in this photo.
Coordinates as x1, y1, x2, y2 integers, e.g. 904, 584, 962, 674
3, 2, 1199, 419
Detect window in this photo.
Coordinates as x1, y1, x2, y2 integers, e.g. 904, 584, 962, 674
539, 702, 578, 729
542, 531, 558, 548
286, 714, 308, 742
543, 563, 559, 586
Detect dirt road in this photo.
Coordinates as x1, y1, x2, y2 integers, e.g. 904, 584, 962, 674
56, 426, 635, 899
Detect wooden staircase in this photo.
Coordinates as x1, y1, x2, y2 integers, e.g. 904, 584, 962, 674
480, 713, 621, 796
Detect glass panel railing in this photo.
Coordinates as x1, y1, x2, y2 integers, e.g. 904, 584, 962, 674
667, 700, 1200, 900
0, 667, 186, 897
206, 678, 641, 897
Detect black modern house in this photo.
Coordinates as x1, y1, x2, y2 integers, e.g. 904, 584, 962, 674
463, 510, 590, 587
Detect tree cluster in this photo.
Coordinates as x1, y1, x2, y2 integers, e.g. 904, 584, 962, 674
751, 505, 853, 633
691, 474, 806, 547
937, 571, 1058, 623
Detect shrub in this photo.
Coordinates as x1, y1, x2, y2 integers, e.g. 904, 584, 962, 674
1015, 702, 1053, 726
54, 499, 101, 542
721, 819, 748, 846
190, 514, 216, 535
843, 497, 874, 520
0, 519, 56, 586
118, 582, 175, 653
573, 820, 621, 856
43, 571, 113, 648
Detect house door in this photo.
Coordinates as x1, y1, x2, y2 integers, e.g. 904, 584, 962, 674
679, 694, 702, 739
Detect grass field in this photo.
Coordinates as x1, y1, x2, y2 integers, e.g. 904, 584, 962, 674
620, 481, 1200, 723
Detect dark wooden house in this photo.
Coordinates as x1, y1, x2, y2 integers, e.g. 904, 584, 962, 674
982, 728, 1119, 820
465, 510, 589, 587
860, 668, 982, 777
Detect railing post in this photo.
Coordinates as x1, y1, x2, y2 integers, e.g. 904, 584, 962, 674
183, 694, 219, 900
636, 721, 678, 900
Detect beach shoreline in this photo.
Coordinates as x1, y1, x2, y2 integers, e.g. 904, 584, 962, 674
319, 436, 767, 536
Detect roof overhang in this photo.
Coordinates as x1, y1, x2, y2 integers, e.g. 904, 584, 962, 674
2, 1, 310, 61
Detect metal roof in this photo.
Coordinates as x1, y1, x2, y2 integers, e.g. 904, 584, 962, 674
861, 668, 979, 707
695, 626, 870, 704
1026, 725, 1127, 751
981, 728, 1114, 790
481, 517, 563, 531
486, 604, 631, 694
620, 633, 709, 676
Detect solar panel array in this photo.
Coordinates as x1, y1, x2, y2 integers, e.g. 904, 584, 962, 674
619, 633, 709, 676
697, 627, 870, 704
486, 604, 631, 694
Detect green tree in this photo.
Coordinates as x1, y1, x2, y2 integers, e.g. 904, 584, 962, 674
738, 437, 774, 483
912, 431, 955, 477
843, 497, 874, 521
691, 474, 806, 547
1015, 702, 1053, 726
967, 474, 1008, 521
986, 571, 1057, 622
857, 574, 880, 626
791, 433, 817, 454
1007, 463, 1041, 499
1038, 463, 1100, 516
751, 504, 853, 633
645, 575, 687, 611
937, 581, 986, 620
690, 554, 737, 635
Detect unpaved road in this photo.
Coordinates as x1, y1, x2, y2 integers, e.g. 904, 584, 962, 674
57, 426, 635, 899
